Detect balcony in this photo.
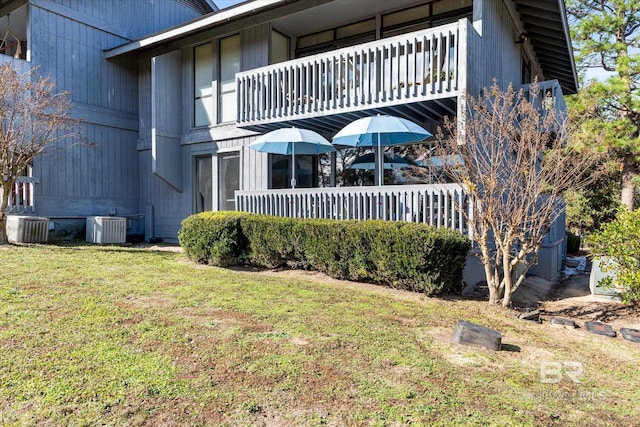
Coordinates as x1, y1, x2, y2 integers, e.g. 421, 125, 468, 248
236, 183, 471, 238
3, 176, 37, 214
519, 79, 567, 113
0, 53, 29, 74
236, 20, 466, 132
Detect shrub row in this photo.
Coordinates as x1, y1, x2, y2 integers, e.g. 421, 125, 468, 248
178, 212, 471, 296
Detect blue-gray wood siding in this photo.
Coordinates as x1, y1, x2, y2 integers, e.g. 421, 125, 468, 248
27, 0, 205, 218
152, 50, 183, 191
137, 23, 271, 240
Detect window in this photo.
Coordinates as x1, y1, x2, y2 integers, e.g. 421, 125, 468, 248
296, 18, 375, 57
271, 30, 289, 64
218, 151, 240, 211
194, 156, 213, 213
219, 34, 240, 123
194, 43, 214, 127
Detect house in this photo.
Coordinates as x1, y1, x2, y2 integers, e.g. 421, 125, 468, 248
0, 0, 215, 237
1, 0, 577, 279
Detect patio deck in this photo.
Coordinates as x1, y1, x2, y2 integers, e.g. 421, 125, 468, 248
235, 183, 471, 238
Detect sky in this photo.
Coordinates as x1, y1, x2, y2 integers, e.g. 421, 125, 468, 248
213, 0, 246, 10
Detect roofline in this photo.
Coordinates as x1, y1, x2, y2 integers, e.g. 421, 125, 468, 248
104, 0, 288, 59
556, 0, 579, 92
207, 0, 220, 12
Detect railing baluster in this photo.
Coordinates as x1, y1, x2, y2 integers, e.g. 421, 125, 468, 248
236, 22, 469, 125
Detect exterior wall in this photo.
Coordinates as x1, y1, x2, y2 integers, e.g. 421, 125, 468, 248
25, 0, 205, 236
135, 0, 569, 245
139, 134, 265, 241
137, 22, 273, 241
467, 0, 530, 98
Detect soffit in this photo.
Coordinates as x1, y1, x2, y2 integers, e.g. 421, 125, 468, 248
512, 0, 578, 94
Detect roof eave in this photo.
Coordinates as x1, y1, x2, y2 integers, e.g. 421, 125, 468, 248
556, 0, 579, 93
104, 0, 288, 59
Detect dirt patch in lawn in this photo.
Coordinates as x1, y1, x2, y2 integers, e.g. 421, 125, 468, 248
539, 273, 640, 330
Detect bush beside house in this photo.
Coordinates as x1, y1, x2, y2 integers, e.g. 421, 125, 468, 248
588, 209, 640, 303
179, 212, 471, 296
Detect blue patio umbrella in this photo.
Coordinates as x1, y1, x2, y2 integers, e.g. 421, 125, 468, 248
333, 115, 432, 185
249, 127, 335, 188
349, 152, 409, 170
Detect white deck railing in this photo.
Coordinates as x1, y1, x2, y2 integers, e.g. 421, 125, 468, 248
236, 184, 471, 238
0, 54, 30, 75
519, 79, 566, 112
236, 20, 464, 126
3, 177, 37, 213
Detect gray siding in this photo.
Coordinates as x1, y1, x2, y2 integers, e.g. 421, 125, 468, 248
27, 0, 206, 221
152, 50, 183, 191
137, 23, 272, 240
139, 134, 265, 242
241, 23, 270, 72
467, 0, 524, 98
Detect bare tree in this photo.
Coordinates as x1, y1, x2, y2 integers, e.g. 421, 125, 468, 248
0, 64, 80, 242
437, 81, 603, 306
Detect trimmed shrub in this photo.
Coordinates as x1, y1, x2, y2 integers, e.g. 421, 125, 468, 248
178, 211, 247, 266
239, 215, 302, 269
179, 212, 471, 296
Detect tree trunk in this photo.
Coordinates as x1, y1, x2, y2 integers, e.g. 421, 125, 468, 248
621, 158, 636, 211
502, 282, 512, 307
483, 255, 501, 304
501, 249, 513, 307
0, 183, 12, 244
488, 283, 501, 304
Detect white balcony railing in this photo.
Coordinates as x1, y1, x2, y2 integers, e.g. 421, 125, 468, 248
236, 20, 464, 126
519, 79, 566, 112
0, 54, 30, 74
236, 184, 471, 238
3, 177, 37, 213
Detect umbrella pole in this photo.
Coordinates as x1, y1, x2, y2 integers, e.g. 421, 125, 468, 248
377, 133, 383, 186
291, 144, 296, 189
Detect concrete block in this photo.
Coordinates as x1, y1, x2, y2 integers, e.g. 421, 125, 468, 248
584, 321, 616, 338
452, 319, 502, 351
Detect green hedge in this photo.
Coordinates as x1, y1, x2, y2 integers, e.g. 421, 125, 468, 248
178, 212, 248, 266
179, 212, 471, 296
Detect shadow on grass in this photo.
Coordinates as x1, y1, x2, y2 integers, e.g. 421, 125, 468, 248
32, 240, 184, 257
501, 343, 521, 352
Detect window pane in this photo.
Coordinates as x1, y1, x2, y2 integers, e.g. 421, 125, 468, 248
195, 156, 213, 213
271, 30, 289, 64
219, 152, 240, 211
194, 43, 213, 97
383, 5, 429, 28
270, 154, 317, 189
194, 96, 214, 127
194, 42, 213, 126
336, 19, 375, 39
297, 30, 333, 49
219, 35, 240, 123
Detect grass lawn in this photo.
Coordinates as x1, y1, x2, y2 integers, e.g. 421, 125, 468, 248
0, 244, 638, 426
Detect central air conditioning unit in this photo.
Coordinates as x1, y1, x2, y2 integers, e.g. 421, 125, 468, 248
86, 216, 127, 244
6, 216, 50, 243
